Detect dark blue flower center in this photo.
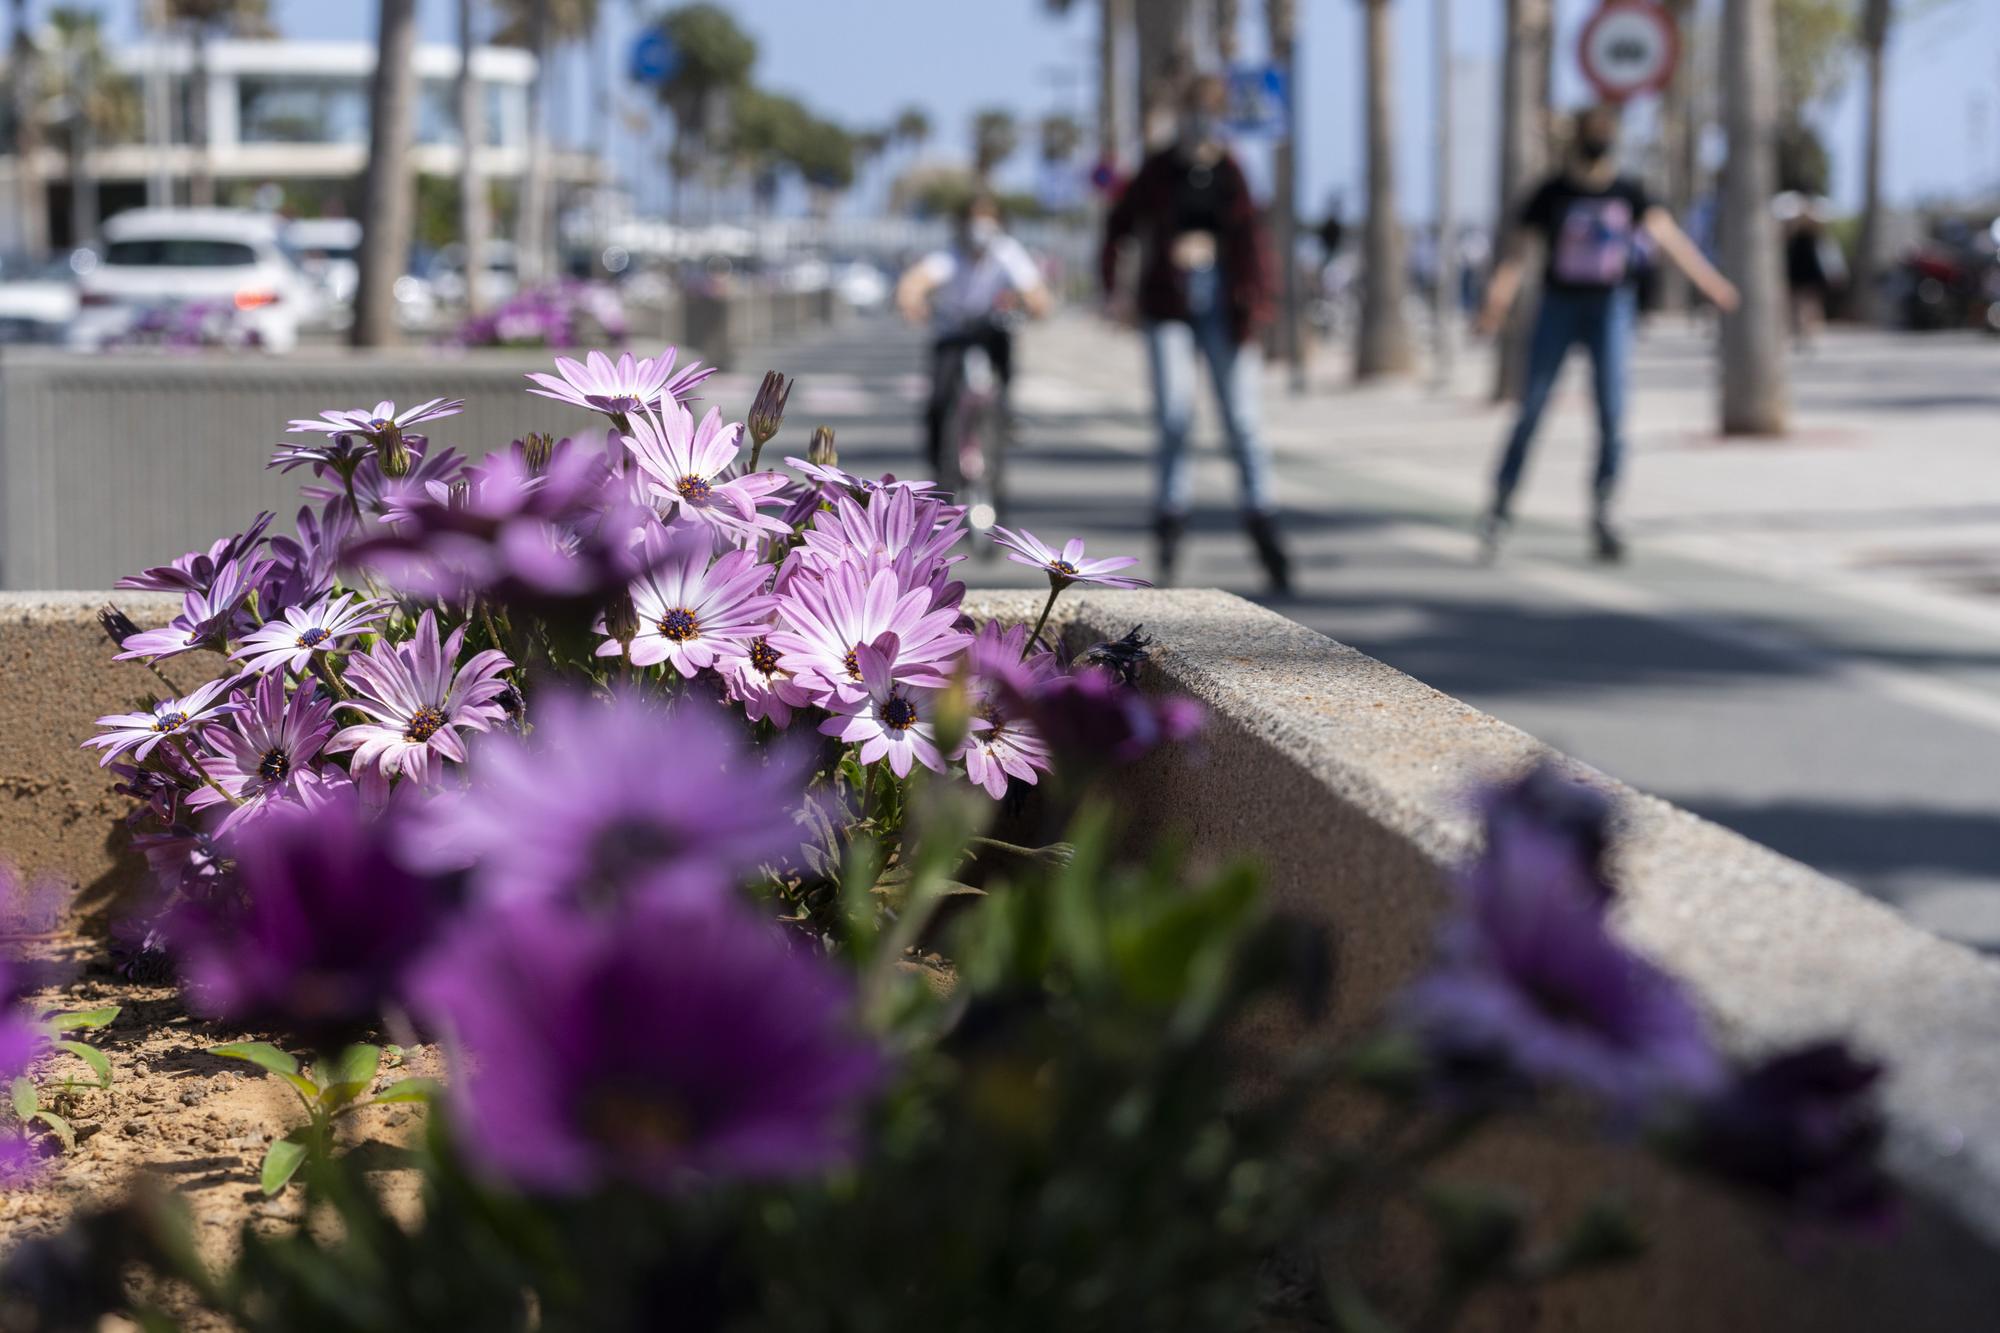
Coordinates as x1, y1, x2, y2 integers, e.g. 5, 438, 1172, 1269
880, 695, 919, 731
404, 706, 447, 743
366, 417, 394, 434
749, 636, 781, 676
258, 747, 290, 782
587, 393, 645, 414
151, 710, 189, 733
1051, 559, 1079, 577
297, 626, 332, 648
676, 474, 713, 504
657, 609, 699, 642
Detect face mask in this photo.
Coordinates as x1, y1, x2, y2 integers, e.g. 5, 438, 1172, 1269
967, 216, 1001, 248
1182, 114, 1221, 148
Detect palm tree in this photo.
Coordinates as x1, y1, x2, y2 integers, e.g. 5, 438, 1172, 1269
1492, 0, 1552, 400
651, 4, 758, 223
1133, 0, 1190, 148
1851, 0, 1891, 323
353, 0, 419, 348
1719, 0, 1788, 434
1355, 0, 1412, 379
165, 0, 272, 208
495, 0, 600, 280
972, 108, 1018, 185
457, 0, 488, 313
1039, 113, 1083, 166
47, 8, 138, 246
1656, 0, 1697, 313
9, 0, 48, 258
1268, 0, 1303, 389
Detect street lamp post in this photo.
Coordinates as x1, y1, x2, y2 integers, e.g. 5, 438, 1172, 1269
1432, 0, 1454, 393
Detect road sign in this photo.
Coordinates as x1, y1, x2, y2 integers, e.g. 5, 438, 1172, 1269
1225, 63, 1288, 138
1578, 0, 1679, 103
629, 29, 679, 87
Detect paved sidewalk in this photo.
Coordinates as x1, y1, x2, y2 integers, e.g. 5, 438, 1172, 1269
716, 313, 2000, 948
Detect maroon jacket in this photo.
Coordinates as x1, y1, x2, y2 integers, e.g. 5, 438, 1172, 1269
1100, 146, 1275, 345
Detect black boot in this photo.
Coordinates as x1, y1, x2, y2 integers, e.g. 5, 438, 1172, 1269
1154, 512, 1186, 587
1245, 510, 1292, 597
1591, 493, 1625, 563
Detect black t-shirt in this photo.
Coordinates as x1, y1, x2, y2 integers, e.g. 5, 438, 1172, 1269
1171, 154, 1228, 237
1519, 174, 1653, 291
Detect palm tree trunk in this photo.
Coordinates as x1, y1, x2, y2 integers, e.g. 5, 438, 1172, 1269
516, 0, 551, 283
1655, 0, 1696, 313
353, 0, 418, 348
67, 46, 96, 247
1355, 0, 1412, 379
1853, 0, 1889, 325
1097, 0, 1127, 167
456, 0, 487, 314
1268, 0, 1303, 389
1719, 0, 1787, 435
1133, 0, 1189, 150
188, 22, 214, 207
9, 0, 48, 259
1492, 0, 1552, 401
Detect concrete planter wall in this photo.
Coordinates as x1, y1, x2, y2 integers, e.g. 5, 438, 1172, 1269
0, 289, 841, 590
10, 587, 2000, 1330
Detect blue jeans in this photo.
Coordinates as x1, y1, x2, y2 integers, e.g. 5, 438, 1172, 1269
1143, 267, 1275, 517
1491, 286, 1636, 516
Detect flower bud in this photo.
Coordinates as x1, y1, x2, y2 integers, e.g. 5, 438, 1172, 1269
98, 604, 141, 649
604, 589, 641, 648
931, 671, 973, 760
747, 371, 793, 448
518, 431, 555, 475
376, 426, 413, 479
808, 425, 838, 468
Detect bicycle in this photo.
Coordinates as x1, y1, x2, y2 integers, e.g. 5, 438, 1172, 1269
932, 314, 1019, 553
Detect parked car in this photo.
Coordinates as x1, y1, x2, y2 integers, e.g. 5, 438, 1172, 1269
286, 216, 362, 327
0, 253, 81, 344
429, 240, 521, 309
69, 209, 320, 352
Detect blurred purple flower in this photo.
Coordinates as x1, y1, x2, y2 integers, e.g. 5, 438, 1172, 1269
412, 690, 806, 909
411, 897, 884, 1193
992, 527, 1150, 592
526, 347, 714, 418
326, 610, 512, 799
1004, 664, 1203, 770
115, 512, 273, 594
1680, 1041, 1895, 1233
172, 790, 451, 1045
1396, 769, 1723, 1115
84, 677, 243, 767
1474, 764, 1617, 909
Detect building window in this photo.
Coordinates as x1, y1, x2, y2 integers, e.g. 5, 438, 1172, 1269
237, 76, 368, 146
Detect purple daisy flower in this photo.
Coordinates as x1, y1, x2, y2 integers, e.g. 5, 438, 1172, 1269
1396, 769, 1723, 1116
718, 629, 814, 730
115, 512, 273, 594
114, 556, 267, 662
794, 486, 968, 585
957, 621, 1056, 799
601, 531, 775, 676
287, 397, 464, 439
820, 633, 958, 778
1001, 664, 1204, 770
186, 672, 347, 835
258, 504, 355, 608
768, 563, 972, 707
172, 788, 451, 1047
302, 444, 470, 527
991, 527, 1151, 592
410, 690, 806, 908
410, 897, 884, 1194
326, 610, 513, 799
525, 347, 715, 418
84, 676, 243, 767
623, 404, 789, 545
232, 592, 387, 677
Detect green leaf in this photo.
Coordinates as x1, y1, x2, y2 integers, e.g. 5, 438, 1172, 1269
33, 1109, 75, 1152
45, 1005, 120, 1033
209, 1041, 299, 1077
9, 1077, 37, 1120
51, 1039, 112, 1089
316, 1044, 383, 1112
367, 1077, 441, 1106
260, 1132, 308, 1195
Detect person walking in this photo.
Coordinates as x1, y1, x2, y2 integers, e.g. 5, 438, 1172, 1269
1475, 106, 1739, 562
1100, 72, 1291, 595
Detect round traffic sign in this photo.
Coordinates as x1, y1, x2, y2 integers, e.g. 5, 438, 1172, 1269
1578, 0, 1679, 103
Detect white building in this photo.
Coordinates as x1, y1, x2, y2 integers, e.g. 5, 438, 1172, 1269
0, 37, 597, 250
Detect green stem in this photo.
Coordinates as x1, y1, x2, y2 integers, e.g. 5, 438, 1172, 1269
311, 653, 351, 701
172, 736, 243, 809
1023, 585, 1063, 659
140, 660, 185, 698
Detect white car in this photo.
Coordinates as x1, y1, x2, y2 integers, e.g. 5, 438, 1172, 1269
0, 254, 80, 344
287, 216, 362, 327
70, 209, 319, 352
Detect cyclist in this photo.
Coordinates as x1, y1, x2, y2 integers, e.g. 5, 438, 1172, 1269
896, 193, 1051, 474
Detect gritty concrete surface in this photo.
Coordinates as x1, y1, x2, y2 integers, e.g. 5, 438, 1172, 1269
965, 585, 2000, 1331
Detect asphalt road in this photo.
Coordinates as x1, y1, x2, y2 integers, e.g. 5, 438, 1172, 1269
722, 312, 2000, 950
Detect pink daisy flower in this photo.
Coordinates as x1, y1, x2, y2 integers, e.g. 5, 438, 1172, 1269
326, 610, 512, 798
819, 634, 966, 779
767, 563, 972, 707
718, 628, 814, 729
232, 592, 387, 676
526, 347, 714, 418
794, 486, 967, 584
957, 621, 1055, 799
623, 404, 789, 545
84, 676, 243, 767
599, 533, 775, 676
287, 398, 464, 439
991, 527, 1151, 591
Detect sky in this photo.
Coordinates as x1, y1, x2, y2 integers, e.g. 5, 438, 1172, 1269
39, 0, 2000, 223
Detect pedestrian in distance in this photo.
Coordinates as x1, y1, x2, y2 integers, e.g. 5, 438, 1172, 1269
1475, 106, 1740, 564
1100, 72, 1292, 596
